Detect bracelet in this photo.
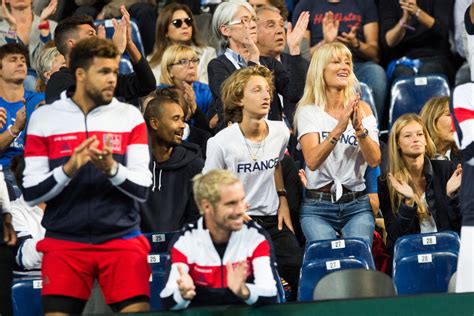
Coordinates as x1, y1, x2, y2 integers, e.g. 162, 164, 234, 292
277, 189, 287, 197
398, 20, 415, 31
415, 8, 421, 17
38, 20, 50, 30
107, 162, 119, 178
7, 125, 18, 138
6, 30, 16, 38
329, 136, 339, 145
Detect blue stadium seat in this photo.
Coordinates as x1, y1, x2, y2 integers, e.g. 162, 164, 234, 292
149, 253, 171, 311
94, 18, 145, 73
12, 276, 43, 316
303, 238, 375, 270
393, 251, 458, 295
298, 258, 372, 302
389, 75, 450, 128
359, 82, 378, 123
393, 231, 460, 260
144, 231, 179, 253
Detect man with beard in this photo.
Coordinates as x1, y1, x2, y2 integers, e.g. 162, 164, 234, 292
22, 37, 152, 315
160, 169, 277, 310
45, 8, 156, 104
141, 93, 204, 232
0, 43, 44, 190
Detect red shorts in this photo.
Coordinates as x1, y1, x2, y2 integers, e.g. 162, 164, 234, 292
37, 235, 151, 304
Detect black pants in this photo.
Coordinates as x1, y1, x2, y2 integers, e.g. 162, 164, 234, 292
0, 244, 14, 316
252, 215, 303, 301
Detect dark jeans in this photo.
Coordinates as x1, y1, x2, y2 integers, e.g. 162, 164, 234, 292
251, 215, 303, 301
0, 244, 14, 316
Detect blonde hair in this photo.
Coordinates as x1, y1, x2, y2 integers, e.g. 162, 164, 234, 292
387, 114, 436, 220
159, 44, 197, 85
221, 65, 274, 124
193, 169, 240, 214
294, 42, 358, 127
419, 96, 457, 156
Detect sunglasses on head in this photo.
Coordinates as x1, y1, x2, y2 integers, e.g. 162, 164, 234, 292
171, 17, 193, 28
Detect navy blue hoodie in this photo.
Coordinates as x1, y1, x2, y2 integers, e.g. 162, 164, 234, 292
140, 143, 204, 232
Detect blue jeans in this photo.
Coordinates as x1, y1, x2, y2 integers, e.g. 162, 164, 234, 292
300, 194, 375, 247
353, 61, 388, 123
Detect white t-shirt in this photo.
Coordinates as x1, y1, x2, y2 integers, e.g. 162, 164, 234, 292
296, 104, 379, 199
204, 120, 289, 216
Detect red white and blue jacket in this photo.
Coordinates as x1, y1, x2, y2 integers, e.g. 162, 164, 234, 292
160, 217, 278, 310
22, 92, 152, 244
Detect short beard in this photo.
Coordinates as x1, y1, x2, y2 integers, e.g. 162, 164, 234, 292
85, 88, 113, 107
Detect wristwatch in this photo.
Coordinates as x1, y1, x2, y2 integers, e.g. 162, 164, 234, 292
355, 128, 369, 139
277, 189, 287, 197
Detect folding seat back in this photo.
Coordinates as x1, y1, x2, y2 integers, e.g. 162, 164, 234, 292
393, 251, 458, 295
359, 82, 378, 123
393, 231, 460, 261
148, 253, 171, 311
144, 231, 179, 254
12, 276, 43, 316
313, 269, 396, 301
303, 238, 375, 270
297, 258, 371, 302
389, 75, 449, 128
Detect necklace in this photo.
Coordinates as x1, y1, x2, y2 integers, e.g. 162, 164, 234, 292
239, 123, 266, 161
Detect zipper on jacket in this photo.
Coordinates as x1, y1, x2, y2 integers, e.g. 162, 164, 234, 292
221, 257, 224, 288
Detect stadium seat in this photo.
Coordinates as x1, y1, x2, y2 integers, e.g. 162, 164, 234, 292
303, 238, 375, 270
144, 231, 179, 253
389, 75, 450, 128
298, 257, 373, 302
11, 276, 43, 316
393, 231, 460, 260
359, 82, 378, 123
313, 269, 396, 301
393, 251, 458, 295
149, 253, 171, 311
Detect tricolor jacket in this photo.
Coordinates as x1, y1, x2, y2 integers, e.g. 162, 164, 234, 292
160, 217, 278, 310
22, 92, 152, 244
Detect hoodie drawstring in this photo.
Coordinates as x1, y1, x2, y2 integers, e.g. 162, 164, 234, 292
152, 161, 156, 192
158, 169, 162, 191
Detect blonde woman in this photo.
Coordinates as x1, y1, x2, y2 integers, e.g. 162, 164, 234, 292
295, 42, 380, 247
159, 44, 212, 124
420, 96, 461, 165
378, 114, 462, 253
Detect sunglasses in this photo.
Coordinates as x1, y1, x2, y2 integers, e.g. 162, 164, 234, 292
171, 17, 193, 28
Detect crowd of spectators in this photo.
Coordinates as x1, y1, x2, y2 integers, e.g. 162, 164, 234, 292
0, 0, 473, 314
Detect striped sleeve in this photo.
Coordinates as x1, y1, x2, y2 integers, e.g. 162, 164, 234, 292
244, 235, 277, 305
23, 110, 71, 206
160, 236, 192, 310
109, 109, 152, 202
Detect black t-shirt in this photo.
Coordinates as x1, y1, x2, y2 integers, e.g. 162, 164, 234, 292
292, 0, 378, 62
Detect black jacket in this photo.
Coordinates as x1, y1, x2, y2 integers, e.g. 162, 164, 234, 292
140, 143, 204, 232
45, 57, 156, 105
379, 158, 462, 253
207, 54, 306, 129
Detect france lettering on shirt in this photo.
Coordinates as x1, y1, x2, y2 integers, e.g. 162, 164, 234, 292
237, 157, 279, 173
321, 131, 358, 146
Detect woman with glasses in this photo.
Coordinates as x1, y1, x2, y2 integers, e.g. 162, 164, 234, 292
148, 3, 216, 84
295, 42, 381, 247
159, 44, 213, 133
208, 0, 307, 130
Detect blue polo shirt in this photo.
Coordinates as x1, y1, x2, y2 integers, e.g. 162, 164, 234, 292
0, 91, 44, 168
